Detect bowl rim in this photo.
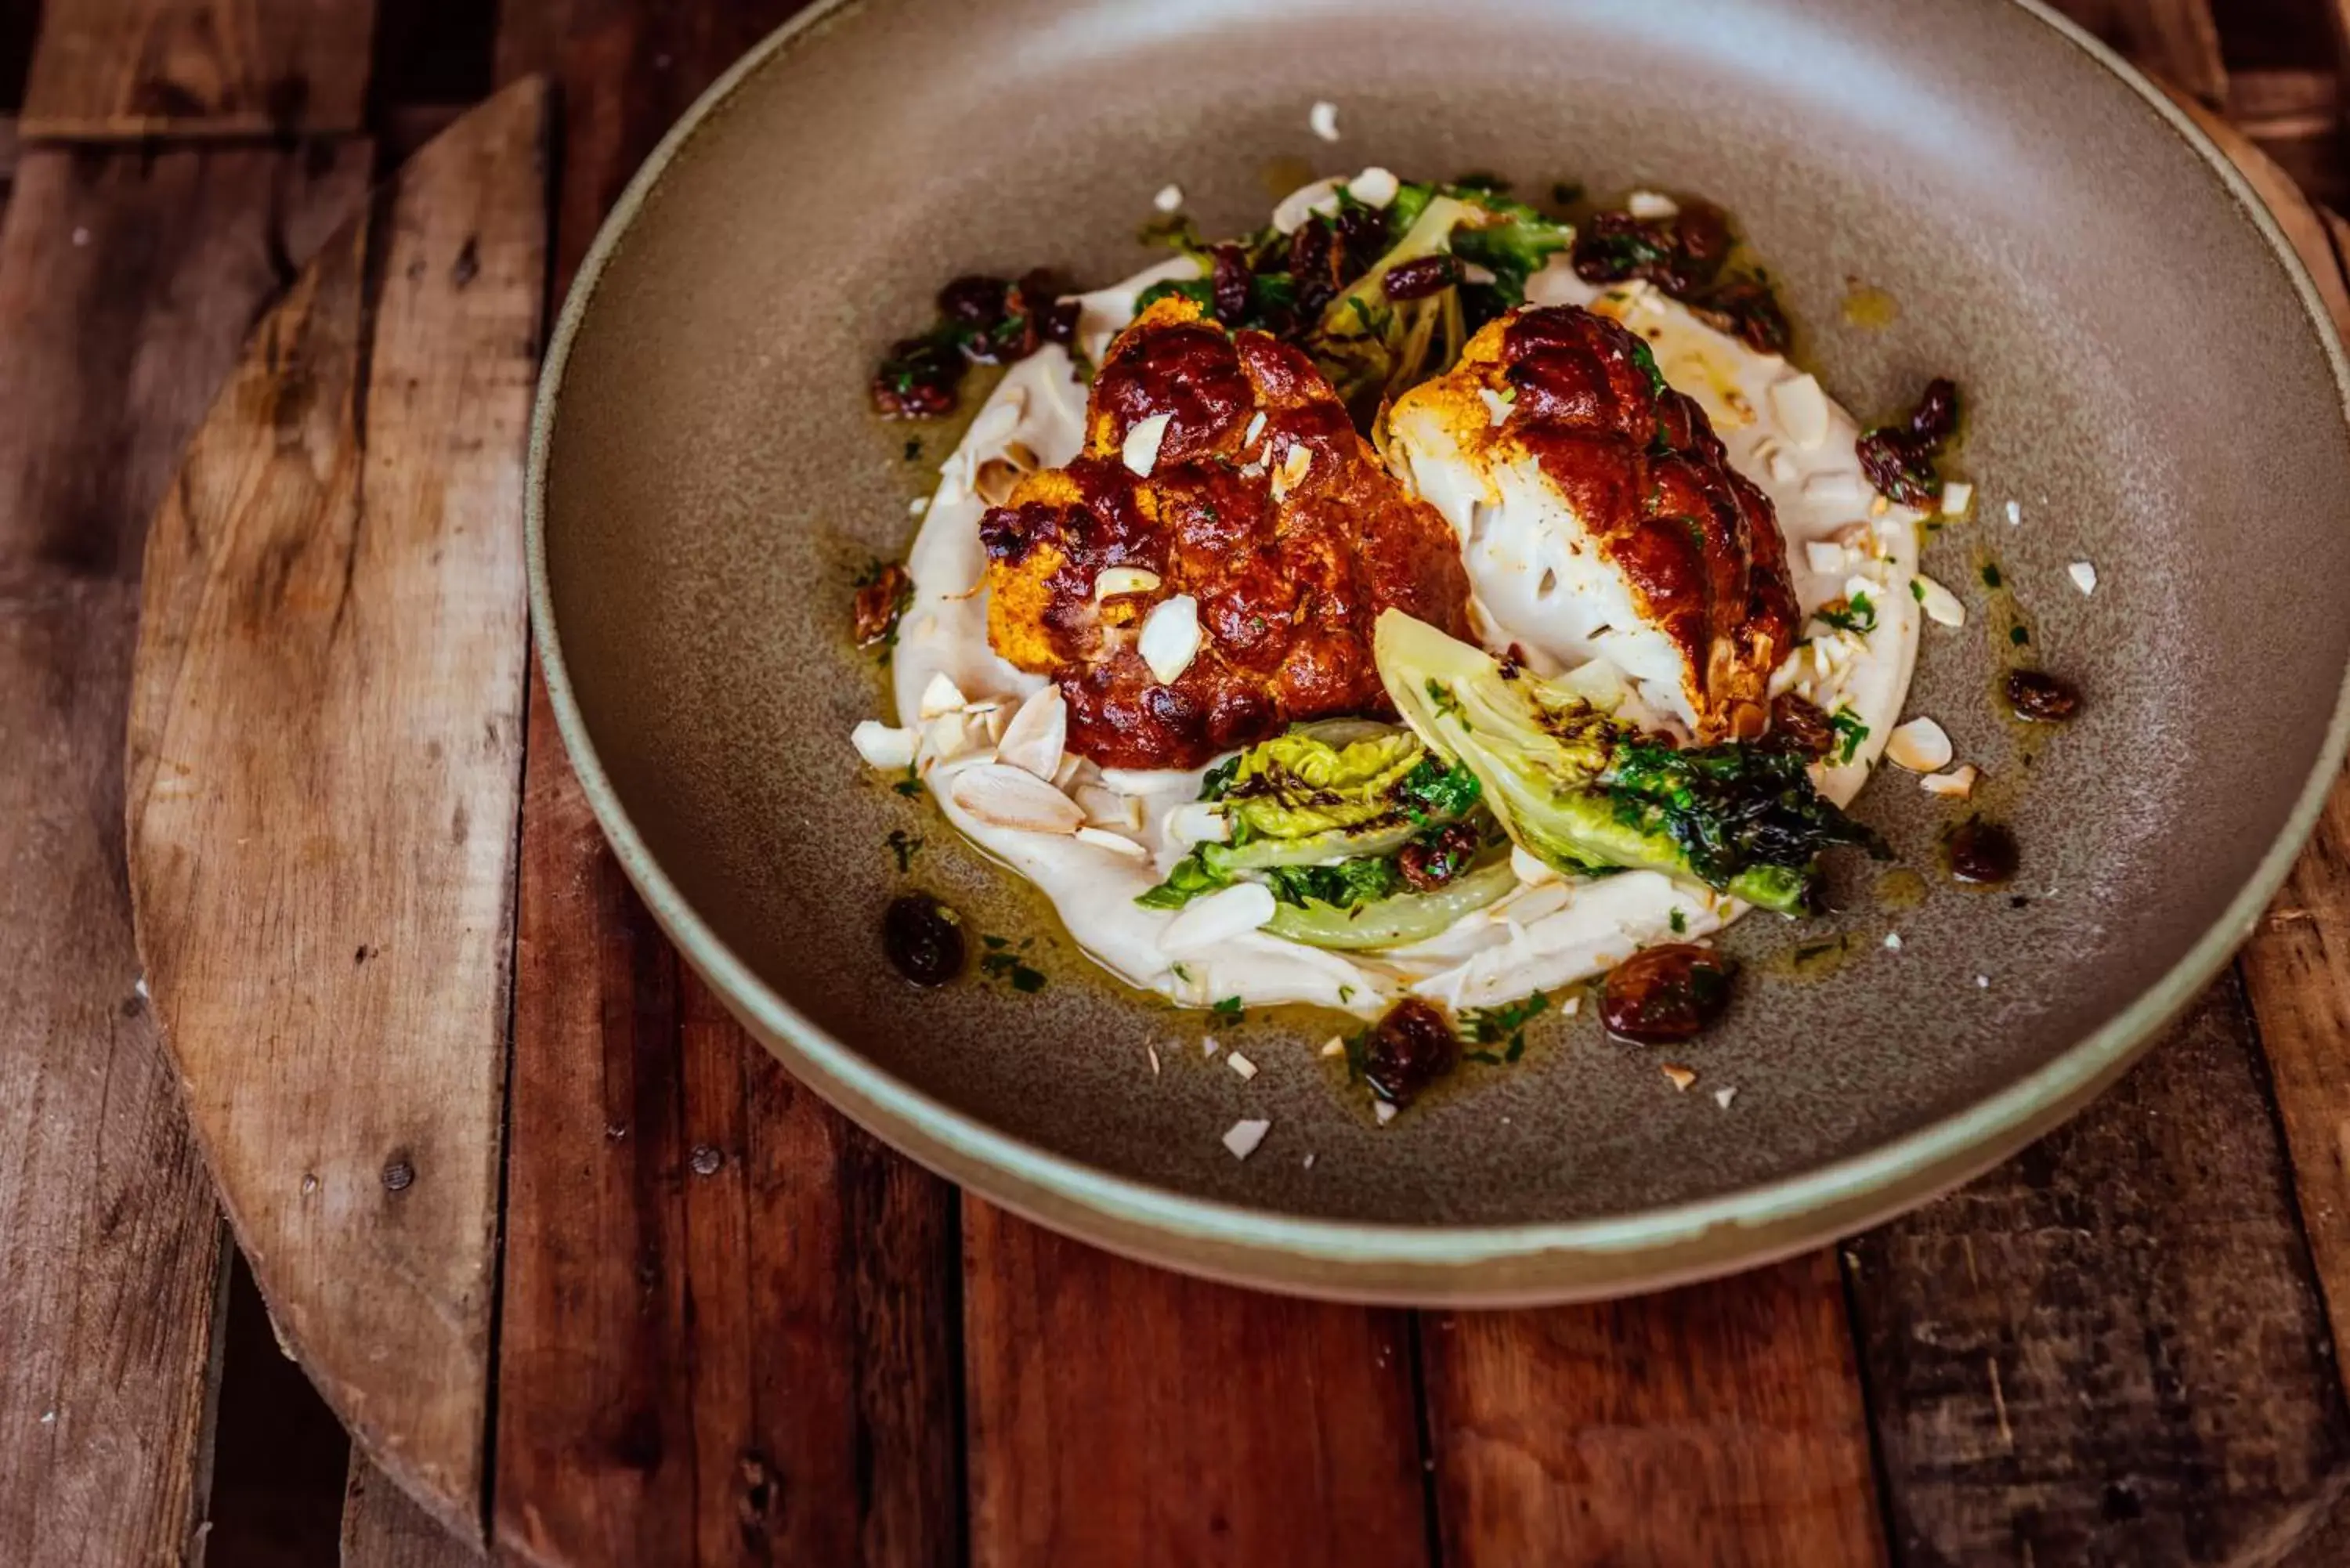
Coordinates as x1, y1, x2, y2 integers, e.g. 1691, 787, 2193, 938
525, 0, 2350, 1296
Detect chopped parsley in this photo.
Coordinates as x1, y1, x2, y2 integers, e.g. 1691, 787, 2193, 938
1552, 181, 1585, 208
902, 438, 922, 461
893, 764, 924, 798
1831, 706, 1869, 766
1669, 908, 1687, 934
886, 829, 922, 872
1980, 562, 2003, 589
1459, 991, 1549, 1065
1813, 591, 1878, 637
1909, 579, 1925, 602
1210, 995, 1245, 1024
1394, 755, 1483, 823
978, 935, 1047, 993
2009, 625, 2030, 646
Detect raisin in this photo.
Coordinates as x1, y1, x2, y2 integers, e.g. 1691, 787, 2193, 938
936, 274, 1009, 326
882, 895, 965, 987
851, 562, 911, 646
1209, 244, 1253, 323
2005, 668, 2081, 723
1945, 820, 2019, 886
1361, 998, 1459, 1107
1396, 822, 1481, 891
1768, 693, 1836, 759
1381, 254, 1464, 301
1600, 945, 1737, 1045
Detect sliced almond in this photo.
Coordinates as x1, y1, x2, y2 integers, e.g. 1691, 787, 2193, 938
1309, 99, 1340, 141
1884, 716, 1954, 773
1242, 410, 1267, 449
1661, 1064, 1697, 1091
1138, 594, 1202, 684
1094, 565, 1162, 599
850, 721, 916, 770
1479, 387, 1513, 427
1074, 783, 1145, 831
1347, 166, 1400, 208
1226, 1050, 1259, 1081
1804, 540, 1848, 576
1940, 480, 1973, 517
1223, 1118, 1271, 1159
1767, 373, 1830, 450
1914, 574, 1965, 628
1373, 1100, 1398, 1125
1627, 190, 1679, 219
921, 710, 986, 764
916, 671, 967, 719
996, 686, 1067, 781
1510, 844, 1558, 885
2068, 561, 2099, 595
1920, 764, 1979, 799
1052, 750, 1086, 790
949, 764, 1084, 833
1122, 411, 1173, 478
1075, 826, 1149, 858
1159, 881, 1276, 953
1153, 182, 1184, 212
1268, 443, 1313, 500
1319, 1037, 1347, 1059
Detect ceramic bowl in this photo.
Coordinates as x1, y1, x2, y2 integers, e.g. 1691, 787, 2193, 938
530, 0, 2350, 1300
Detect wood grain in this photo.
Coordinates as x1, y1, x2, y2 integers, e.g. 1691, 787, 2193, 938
962, 1201, 1429, 1567
124, 81, 546, 1544
343, 1454, 483, 1568
1846, 977, 2350, 1565
0, 138, 363, 1568
490, 5, 960, 1563
1419, 1252, 1886, 1567
22, 0, 376, 138
2047, 0, 2229, 107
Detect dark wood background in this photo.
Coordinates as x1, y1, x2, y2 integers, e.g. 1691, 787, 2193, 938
6, 2, 2350, 1566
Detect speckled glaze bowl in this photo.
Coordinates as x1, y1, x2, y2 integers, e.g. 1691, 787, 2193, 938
530, 0, 2350, 1301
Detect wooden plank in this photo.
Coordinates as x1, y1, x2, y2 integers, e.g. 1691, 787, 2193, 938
2047, 0, 2229, 107
0, 140, 364, 1567
1419, 1252, 1886, 1566
2225, 68, 2338, 141
490, 5, 960, 1563
963, 1202, 1430, 1566
1846, 976, 2350, 1563
21, 0, 376, 138
343, 1454, 483, 1567
124, 81, 548, 1544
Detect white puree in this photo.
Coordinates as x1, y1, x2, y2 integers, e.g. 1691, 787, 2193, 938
880, 224, 1920, 1015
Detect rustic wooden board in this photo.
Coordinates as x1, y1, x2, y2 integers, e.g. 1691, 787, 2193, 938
2048, 0, 2229, 106
0, 139, 364, 1568
962, 1201, 1430, 1566
343, 1454, 481, 1568
488, 5, 960, 1563
21, 0, 376, 138
1846, 977, 2350, 1564
1420, 1252, 1886, 1567
123, 81, 546, 1544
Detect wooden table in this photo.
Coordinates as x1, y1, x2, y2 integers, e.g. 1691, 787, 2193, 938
9, 2, 2350, 1565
